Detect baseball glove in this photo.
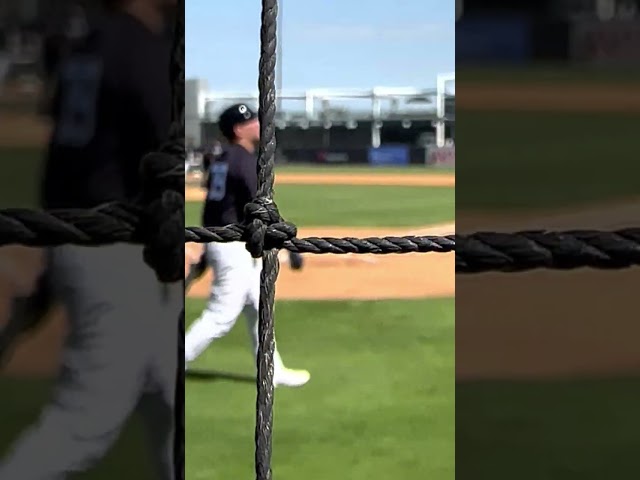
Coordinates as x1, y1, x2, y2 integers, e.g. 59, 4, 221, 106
0, 271, 54, 367
289, 251, 304, 271
185, 249, 209, 290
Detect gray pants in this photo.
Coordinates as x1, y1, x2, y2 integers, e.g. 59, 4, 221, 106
0, 245, 182, 480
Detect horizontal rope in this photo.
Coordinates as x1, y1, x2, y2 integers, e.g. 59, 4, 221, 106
0, 205, 638, 272
0, 204, 141, 246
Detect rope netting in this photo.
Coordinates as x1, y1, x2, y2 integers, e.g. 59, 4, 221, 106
0, 0, 638, 479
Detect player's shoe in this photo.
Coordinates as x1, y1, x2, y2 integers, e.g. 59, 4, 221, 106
274, 367, 311, 388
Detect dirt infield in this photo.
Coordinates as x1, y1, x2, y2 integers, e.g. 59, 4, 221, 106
459, 82, 640, 112
185, 172, 456, 301
186, 223, 455, 301
453, 82, 640, 379
0, 112, 50, 147
269, 173, 455, 187
457, 198, 640, 380
186, 172, 454, 201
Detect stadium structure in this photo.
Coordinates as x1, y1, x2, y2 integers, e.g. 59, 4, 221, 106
186, 75, 455, 167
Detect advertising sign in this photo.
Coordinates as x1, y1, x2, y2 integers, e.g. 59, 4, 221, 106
426, 145, 455, 168
368, 145, 410, 166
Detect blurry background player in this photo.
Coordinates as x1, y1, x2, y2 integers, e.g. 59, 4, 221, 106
184, 103, 310, 388
0, 0, 181, 478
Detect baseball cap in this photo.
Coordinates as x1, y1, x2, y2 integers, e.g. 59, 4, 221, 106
218, 103, 258, 140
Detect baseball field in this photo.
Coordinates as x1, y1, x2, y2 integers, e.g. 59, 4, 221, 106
184, 169, 455, 479
0, 132, 456, 477
2, 65, 640, 479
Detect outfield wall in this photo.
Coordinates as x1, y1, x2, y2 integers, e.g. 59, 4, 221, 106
197, 119, 455, 168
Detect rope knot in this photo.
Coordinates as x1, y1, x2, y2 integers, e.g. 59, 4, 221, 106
243, 197, 297, 258
139, 148, 185, 282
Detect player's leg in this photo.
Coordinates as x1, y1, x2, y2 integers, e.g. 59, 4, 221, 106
136, 391, 174, 480
0, 245, 172, 478
137, 275, 182, 480
243, 257, 310, 387
184, 242, 253, 365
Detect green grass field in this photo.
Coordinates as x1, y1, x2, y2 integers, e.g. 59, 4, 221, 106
456, 110, 640, 211
456, 64, 640, 211
186, 184, 455, 228
0, 147, 44, 207
185, 178, 456, 478
186, 299, 455, 480
457, 377, 640, 479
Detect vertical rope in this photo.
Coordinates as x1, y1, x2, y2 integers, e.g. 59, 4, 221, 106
170, 2, 185, 480
167, 0, 185, 157
175, 309, 185, 480
255, 0, 279, 479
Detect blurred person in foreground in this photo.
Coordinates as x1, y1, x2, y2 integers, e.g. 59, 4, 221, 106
0, 0, 181, 479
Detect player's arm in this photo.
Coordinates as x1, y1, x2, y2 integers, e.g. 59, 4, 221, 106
201, 152, 213, 189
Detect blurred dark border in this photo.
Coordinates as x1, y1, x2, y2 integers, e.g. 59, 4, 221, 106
456, 2, 640, 479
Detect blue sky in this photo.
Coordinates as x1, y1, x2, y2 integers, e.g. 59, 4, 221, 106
186, 0, 455, 92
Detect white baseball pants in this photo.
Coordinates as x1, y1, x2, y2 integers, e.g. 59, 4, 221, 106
0, 245, 182, 480
185, 242, 286, 372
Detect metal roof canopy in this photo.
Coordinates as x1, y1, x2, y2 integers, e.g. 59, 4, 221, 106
202, 86, 445, 121
204, 86, 437, 100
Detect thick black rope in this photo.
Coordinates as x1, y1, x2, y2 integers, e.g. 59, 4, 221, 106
166, 2, 185, 480
1, 208, 638, 272
253, 2, 279, 479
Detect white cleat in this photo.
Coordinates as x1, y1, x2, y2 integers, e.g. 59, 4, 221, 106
274, 368, 311, 388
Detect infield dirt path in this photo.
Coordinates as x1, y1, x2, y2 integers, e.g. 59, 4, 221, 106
270, 173, 454, 186
457, 199, 640, 380
457, 82, 640, 112
185, 172, 455, 301
186, 223, 455, 301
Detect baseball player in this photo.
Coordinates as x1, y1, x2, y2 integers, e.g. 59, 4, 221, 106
184, 103, 310, 388
185, 143, 304, 290
0, 1, 181, 478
